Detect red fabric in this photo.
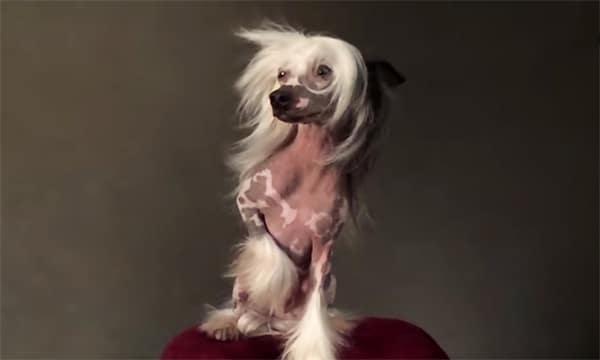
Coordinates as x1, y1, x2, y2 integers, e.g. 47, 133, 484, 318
161, 317, 449, 359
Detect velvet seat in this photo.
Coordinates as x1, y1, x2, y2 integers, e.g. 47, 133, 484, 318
161, 317, 449, 359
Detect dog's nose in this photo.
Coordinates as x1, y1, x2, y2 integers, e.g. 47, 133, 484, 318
269, 89, 292, 110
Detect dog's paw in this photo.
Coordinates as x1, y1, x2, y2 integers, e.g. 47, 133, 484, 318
201, 322, 241, 341
199, 308, 241, 341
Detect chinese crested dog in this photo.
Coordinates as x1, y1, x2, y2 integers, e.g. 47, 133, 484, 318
200, 23, 404, 360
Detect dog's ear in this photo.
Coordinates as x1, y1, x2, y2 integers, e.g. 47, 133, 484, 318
366, 60, 406, 88
365, 60, 404, 121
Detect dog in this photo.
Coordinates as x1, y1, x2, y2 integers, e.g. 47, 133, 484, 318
200, 23, 404, 360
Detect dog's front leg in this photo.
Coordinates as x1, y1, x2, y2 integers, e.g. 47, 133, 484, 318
200, 176, 269, 341
283, 239, 342, 360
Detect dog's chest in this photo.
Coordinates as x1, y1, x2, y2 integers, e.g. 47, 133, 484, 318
237, 141, 347, 266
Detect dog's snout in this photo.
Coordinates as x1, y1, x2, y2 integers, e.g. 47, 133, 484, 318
269, 90, 292, 109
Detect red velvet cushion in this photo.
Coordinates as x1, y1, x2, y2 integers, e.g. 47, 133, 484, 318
161, 317, 449, 359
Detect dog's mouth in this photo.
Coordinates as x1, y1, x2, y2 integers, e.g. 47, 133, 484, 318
273, 110, 322, 124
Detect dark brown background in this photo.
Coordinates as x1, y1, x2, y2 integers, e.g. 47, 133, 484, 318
2, 2, 598, 358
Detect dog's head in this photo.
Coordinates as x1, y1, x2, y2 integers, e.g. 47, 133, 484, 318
232, 23, 403, 175
236, 24, 402, 129
263, 34, 360, 125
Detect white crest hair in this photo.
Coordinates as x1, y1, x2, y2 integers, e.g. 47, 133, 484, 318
227, 23, 376, 220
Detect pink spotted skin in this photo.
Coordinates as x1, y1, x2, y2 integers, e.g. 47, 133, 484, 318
235, 123, 347, 312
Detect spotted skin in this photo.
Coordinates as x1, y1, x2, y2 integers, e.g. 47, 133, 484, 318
233, 123, 347, 318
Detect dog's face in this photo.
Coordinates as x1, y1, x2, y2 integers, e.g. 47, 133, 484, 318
268, 61, 335, 124
235, 25, 405, 169
263, 35, 358, 125
235, 28, 372, 128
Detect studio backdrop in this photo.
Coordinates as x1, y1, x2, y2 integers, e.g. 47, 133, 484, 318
2, 2, 598, 358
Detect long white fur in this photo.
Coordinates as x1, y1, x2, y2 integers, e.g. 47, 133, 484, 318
227, 233, 299, 317
282, 284, 342, 360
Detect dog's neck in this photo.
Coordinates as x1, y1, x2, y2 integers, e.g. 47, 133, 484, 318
261, 122, 341, 196
288, 123, 333, 163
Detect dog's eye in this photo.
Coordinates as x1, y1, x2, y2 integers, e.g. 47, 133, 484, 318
277, 71, 287, 79
316, 65, 332, 77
